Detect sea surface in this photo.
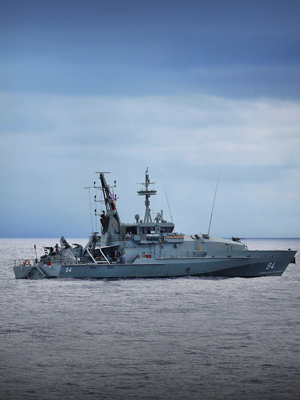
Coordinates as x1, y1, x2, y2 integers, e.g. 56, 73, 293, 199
0, 238, 299, 400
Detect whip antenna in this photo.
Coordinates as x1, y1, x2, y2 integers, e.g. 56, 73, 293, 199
160, 173, 173, 223
207, 168, 221, 236
84, 186, 95, 233
88, 188, 94, 232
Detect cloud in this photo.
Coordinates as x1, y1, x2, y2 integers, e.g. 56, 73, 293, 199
1, 92, 299, 237
1, 1, 300, 99
1, 92, 299, 166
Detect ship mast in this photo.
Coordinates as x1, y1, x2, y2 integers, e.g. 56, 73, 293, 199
137, 167, 157, 223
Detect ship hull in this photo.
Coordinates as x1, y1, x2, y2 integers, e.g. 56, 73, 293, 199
13, 250, 296, 279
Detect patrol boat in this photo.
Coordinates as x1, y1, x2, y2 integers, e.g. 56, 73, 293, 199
13, 169, 296, 279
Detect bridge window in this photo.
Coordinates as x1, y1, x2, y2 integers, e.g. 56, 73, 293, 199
125, 226, 137, 234
139, 226, 155, 234
161, 226, 173, 233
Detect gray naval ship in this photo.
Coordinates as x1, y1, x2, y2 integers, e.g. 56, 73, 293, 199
14, 169, 296, 279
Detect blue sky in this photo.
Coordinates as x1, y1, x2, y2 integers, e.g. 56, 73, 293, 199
1, 0, 300, 238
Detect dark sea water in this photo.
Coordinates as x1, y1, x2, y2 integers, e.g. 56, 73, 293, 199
1, 238, 299, 400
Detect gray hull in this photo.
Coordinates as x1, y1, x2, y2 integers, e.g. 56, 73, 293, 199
13, 250, 296, 279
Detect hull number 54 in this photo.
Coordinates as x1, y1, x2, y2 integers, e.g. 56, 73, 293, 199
66, 267, 72, 273
266, 262, 276, 270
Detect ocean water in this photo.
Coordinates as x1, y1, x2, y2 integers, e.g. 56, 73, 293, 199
0, 238, 299, 400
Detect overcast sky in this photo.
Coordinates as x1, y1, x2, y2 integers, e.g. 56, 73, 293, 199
1, 0, 299, 238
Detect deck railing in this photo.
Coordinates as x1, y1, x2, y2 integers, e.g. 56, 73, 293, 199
15, 249, 208, 268
136, 250, 207, 260
14, 256, 111, 267
14, 259, 37, 267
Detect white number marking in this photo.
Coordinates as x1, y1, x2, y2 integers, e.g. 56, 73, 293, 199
266, 262, 276, 270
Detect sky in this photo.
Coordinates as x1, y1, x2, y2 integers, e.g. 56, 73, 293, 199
0, 0, 300, 238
